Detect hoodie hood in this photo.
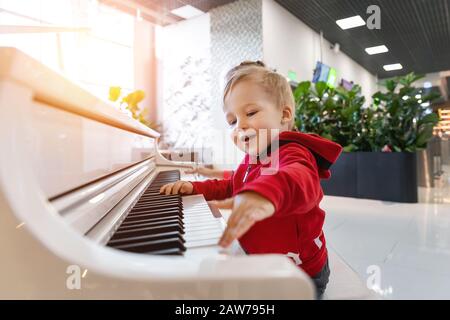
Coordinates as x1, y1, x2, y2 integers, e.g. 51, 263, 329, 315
276, 131, 342, 179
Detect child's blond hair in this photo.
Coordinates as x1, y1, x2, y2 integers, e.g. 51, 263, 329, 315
223, 61, 295, 129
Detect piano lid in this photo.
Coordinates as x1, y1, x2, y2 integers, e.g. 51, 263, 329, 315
0, 47, 161, 199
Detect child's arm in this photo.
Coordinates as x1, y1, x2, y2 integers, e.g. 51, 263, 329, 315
159, 175, 234, 201
190, 178, 233, 201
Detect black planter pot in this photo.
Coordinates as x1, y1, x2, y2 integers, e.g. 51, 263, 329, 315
321, 152, 418, 203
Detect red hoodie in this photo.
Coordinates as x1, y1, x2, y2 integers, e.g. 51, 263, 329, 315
191, 131, 342, 277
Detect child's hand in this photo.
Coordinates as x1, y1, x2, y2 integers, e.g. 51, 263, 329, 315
159, 181, 194, 195
218, 191, 275, 248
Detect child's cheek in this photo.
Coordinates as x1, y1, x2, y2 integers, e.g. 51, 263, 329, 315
230, 131, 239, 147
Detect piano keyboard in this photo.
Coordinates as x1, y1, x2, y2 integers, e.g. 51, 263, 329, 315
106, 170, 224, 255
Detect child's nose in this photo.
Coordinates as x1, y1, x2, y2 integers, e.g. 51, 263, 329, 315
237, 118, 249, 130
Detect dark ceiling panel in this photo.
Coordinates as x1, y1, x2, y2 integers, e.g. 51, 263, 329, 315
276, 0, 450, 79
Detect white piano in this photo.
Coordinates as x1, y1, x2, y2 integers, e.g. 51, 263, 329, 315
0, 47, 316, 299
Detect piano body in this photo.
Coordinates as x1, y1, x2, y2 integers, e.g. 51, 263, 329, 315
0, 47, 314, 299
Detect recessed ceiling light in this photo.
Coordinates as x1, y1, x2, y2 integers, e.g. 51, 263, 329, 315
365, 45, 389, 55
170, 5, 204, 19
336, 15, 366, 30
383, 63, 403, 71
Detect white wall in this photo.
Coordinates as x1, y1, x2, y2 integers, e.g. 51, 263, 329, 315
156, 0, 263, 168
156, 13, 212, 151
262, 0, 378, 103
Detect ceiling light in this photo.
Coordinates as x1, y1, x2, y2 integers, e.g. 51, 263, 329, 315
423, 81, 432, 89
336, 15, 366, 30
383, 63, 403, 71
365, 45, 388, 55
170, 5, 204, 19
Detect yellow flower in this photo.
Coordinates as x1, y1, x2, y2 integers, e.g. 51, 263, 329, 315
109, 86, 121, 102
122, 90, 145, 106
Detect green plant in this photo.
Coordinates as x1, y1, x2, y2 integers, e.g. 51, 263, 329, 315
294, 72, 441, 152
294, 81, 366, 151
371, 73, 440, 152
109, 86, 158, 130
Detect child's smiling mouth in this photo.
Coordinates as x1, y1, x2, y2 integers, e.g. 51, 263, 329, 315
241, 136, 255, 147
238, 132, 257, 144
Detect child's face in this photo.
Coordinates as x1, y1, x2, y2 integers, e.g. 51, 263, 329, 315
224, 79, 290, 156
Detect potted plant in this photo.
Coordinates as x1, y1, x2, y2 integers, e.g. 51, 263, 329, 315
294, 73, 440, 203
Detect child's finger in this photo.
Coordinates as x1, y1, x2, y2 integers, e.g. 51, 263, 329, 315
171, 181, 182, 194
231, 214, 256, 241
164, 183, 175, 195
219, 207, 247, 247
219, 215, 255, 248
159, 183, 169, 194
172, 181, 185, 194
218, 225, 237, 248
180, 183, 192, 194
212, 198, 234, 209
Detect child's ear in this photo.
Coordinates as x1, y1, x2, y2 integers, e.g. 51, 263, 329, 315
281, 106, 293, 124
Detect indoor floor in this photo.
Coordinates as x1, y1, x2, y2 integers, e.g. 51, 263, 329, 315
323, 165, 450, 299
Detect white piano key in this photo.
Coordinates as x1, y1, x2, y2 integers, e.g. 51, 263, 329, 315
184, 232, 222, 242
185, 238, 221, 249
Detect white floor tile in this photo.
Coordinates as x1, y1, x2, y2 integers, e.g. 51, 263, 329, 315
384, 241, 450, 277
377, 265, 450, 299
321, 175, 450, 299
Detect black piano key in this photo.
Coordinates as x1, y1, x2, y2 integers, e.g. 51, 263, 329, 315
110, 223, 184, 241
131, 204, 181, 212
107, 170, 190, 256
117, 219, 183, 231
120, 215, 183, 227
132, 199, 182, 207
108, 231, 184, 246
129, 206, 182, 215
143, 191, 179, 196
133, 197, 179, 204
136, 194, 181, 201
111, 238, 186, 254
122, 217, 182, 228
130, 208, 182, 216
127, 209, 181, 218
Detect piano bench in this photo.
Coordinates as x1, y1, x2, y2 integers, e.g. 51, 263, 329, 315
323, 249, 380, 300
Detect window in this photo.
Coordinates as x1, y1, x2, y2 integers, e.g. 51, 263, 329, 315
0, 0, 134, 100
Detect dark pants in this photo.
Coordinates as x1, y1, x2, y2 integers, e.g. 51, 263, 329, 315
311, 258, 330, 299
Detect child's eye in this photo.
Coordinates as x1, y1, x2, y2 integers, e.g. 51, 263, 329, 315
228, 119, 237, 126
247, 111, 257, 117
